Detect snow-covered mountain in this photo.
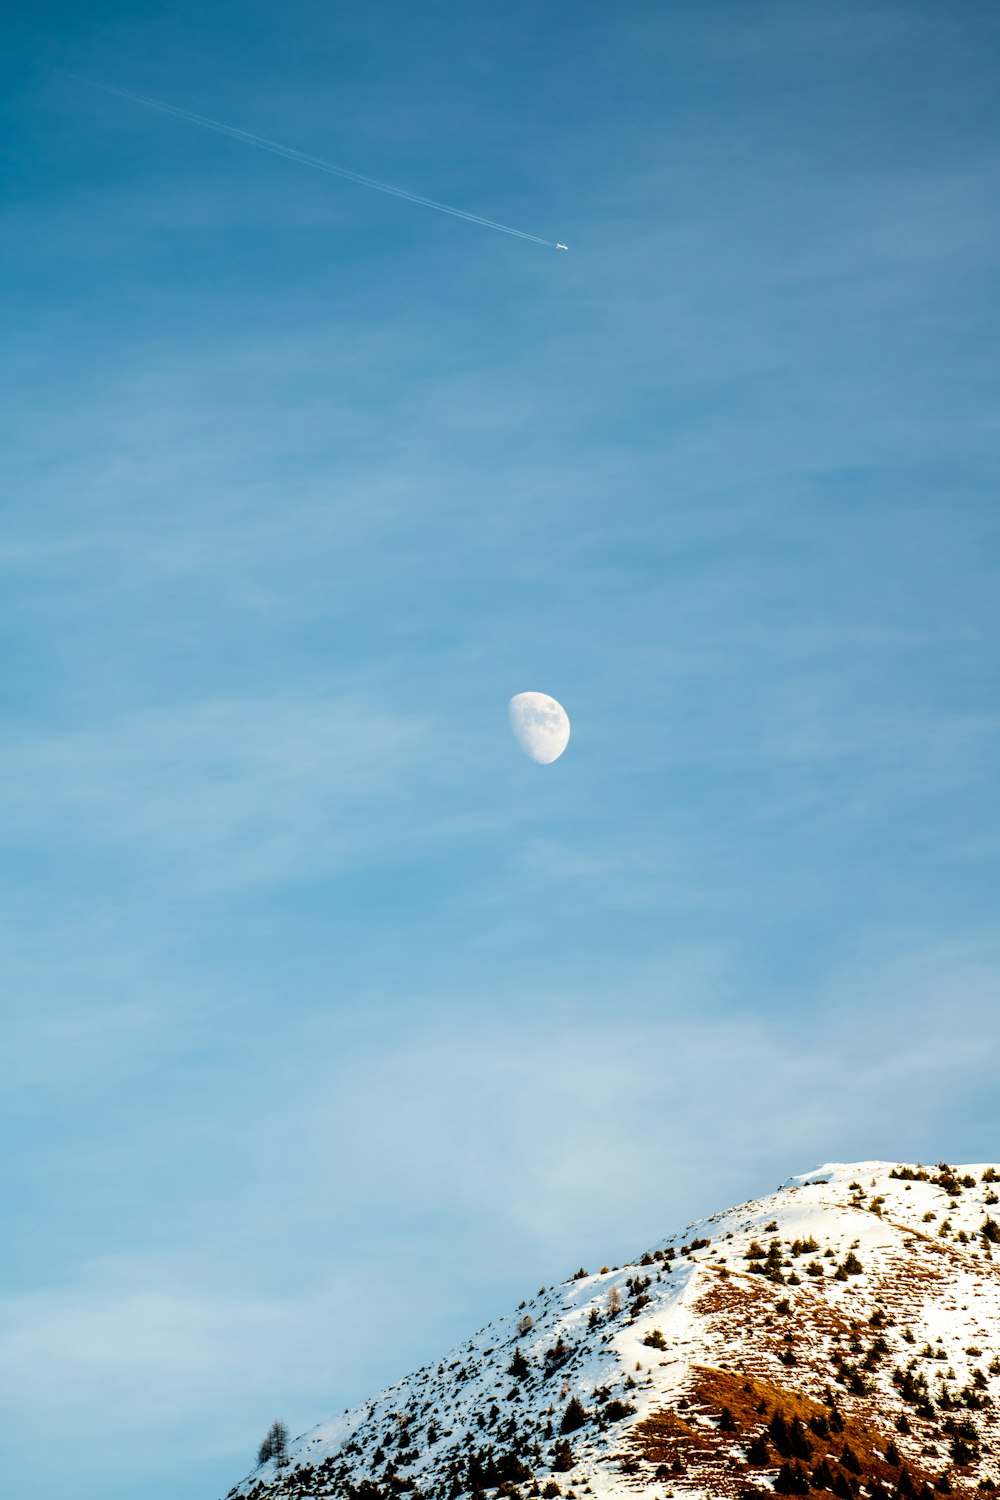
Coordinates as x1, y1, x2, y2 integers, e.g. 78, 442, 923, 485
223, 1161, 1000, 1500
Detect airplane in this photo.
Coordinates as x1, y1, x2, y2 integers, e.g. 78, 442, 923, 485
556, 242, 568, 250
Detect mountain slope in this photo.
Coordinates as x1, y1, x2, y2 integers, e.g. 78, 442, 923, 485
223, 1161, 1000, 1500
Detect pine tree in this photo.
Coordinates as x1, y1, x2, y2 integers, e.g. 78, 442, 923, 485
767, 1410, 792, 1457
811, 1457, 835, 1490
840, 1444, 862, 1475
774, 1462, 810, 1495
787, 1416, 812, 1460
560, 1397, 587, 1434
257, 1419, 289, 1466
746, 1434, 771, 1466
551, 1440, 575, 1472
831, 1472, 856, 1500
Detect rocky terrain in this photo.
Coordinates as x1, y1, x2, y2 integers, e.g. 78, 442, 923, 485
222, 1161, 1000, 1500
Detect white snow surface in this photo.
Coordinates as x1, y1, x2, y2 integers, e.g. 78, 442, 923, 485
223, 1160, 1000, 1500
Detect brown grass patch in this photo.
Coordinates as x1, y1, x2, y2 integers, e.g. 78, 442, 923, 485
630, 1365, 975, 1498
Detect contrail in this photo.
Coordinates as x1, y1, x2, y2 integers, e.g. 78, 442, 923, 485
54, 69, 567, 250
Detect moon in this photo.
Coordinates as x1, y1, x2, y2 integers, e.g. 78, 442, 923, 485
509, 692, 571, 764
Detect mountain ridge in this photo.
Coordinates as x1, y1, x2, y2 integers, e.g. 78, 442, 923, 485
223, 1160, 1000, 1500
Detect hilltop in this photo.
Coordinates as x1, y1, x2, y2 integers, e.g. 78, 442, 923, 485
223, 1161, 1000, 1500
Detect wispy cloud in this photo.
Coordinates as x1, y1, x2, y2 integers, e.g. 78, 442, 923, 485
1, 692, 441, 890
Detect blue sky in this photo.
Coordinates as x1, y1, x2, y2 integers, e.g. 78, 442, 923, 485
2, 3, 999, 1497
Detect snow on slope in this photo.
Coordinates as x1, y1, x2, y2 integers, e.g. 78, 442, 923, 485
222, 1161, 1000, 1500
